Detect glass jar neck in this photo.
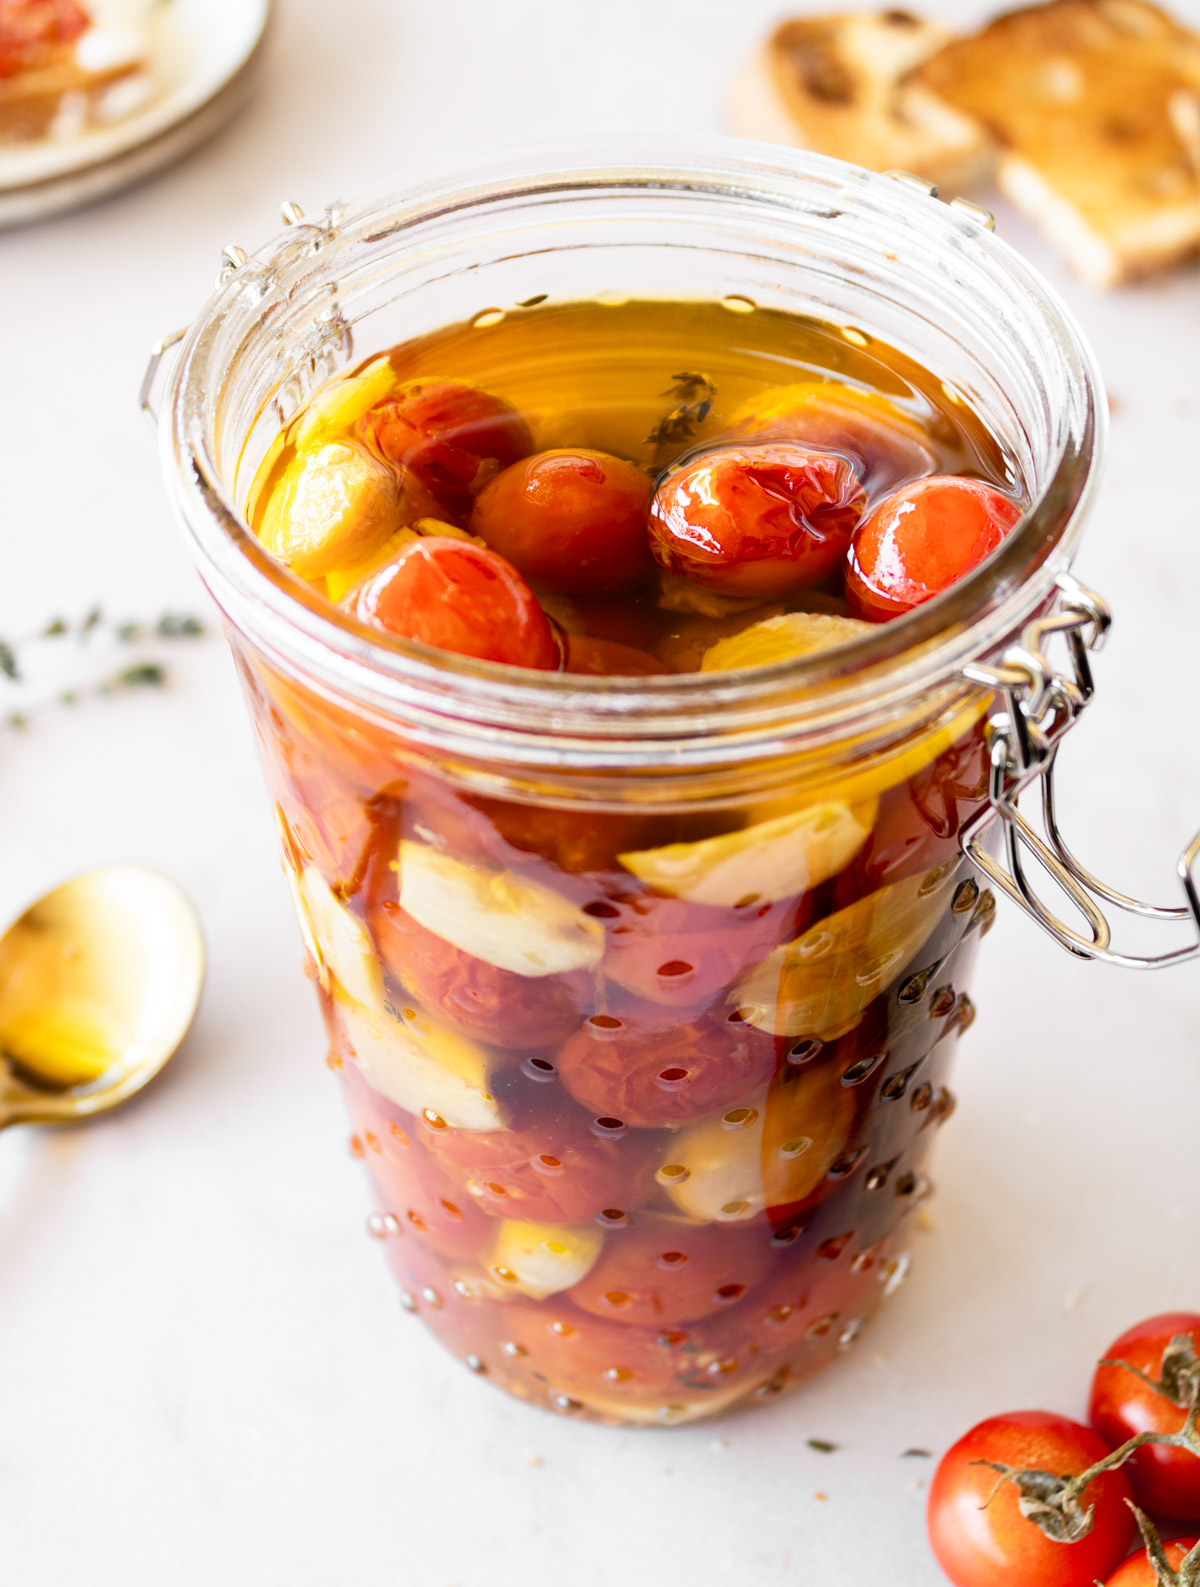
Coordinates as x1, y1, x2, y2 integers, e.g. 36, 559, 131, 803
162, 137, 1104, 794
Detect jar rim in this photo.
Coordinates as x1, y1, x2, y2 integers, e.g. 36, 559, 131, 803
160, 134, 1105, 775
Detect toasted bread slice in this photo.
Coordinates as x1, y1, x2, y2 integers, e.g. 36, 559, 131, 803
910, 0, 1200, 286
729, 10, 996, 192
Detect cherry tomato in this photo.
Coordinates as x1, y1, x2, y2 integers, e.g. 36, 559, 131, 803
339, 1070, 493, 1260
1103, 1538, 1199, 1585
928, 1411, 1136, 1587
469, 449, 656, 596
846, 476, 1022, 622
836, 724, 989, 901
0, 0, 89, 76
369, 898, 587, 1049
569, 1215, 770, 1326
1090, 1313, 1200, 1521
465, 797, 652, 876
599, 890, 802, 1009
648, 443, 866, 598
487, 1297, 717, 1404
563, 632, 664, 676
421, 1107, 658, 1224
350, 537, 560, 669
359, 378, 532, 522
557, 1004, 779, 1128
727, 381, 936, 490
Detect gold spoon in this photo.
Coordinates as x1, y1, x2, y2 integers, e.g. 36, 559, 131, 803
0, 866, 204, 1129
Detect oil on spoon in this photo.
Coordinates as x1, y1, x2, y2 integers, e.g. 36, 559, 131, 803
0, 866, 204, 1128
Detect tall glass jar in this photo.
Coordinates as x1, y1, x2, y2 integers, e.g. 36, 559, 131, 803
150, 139, 1110, 1427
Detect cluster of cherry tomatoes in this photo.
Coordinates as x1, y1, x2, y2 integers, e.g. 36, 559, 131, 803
929, 1313, 1200, 1587
340, 375, 1021, 669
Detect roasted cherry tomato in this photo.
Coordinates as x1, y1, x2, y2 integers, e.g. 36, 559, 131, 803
563, 632, 664, 676
846, 476, 1022, 622
350, 537, 560, 669
928, 1411, 1136, 1587
340, 1071, 492, 1260
569, 1215, 770, 1327
359, 379, 532, 522
728, 381, 935, 489
556, 1004, 779, 1128
421, 1108, 658, 1224
836, 724, 989, 902
469, 449, 656, 596
1103, 1538, 1199, 1585
0, 0, 89, 76
649, 443, 866, 598
1090, 1313, 1200, 1521
599, 891, 802, 1009
369, 899, 587, 1049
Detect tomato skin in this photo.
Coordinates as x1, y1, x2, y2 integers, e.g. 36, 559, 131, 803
359, 379, 532, 522
928, 1411, 1136, 1587
648, 443, 866, 598
350, 537, 560, 669
556, 1004, 779, 1128
369, 898, 587, 1049
569, 1216, 771, 1327
1103, 1538, 1199, 1585
846, 476, 1022, 622
1090, 1313, 1200, 1521
599, 890, 802, 1009
563, 632, 664, 676
420, 1108, 658, 1224
470, 449, 656, 596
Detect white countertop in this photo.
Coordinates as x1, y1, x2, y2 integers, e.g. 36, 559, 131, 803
2, 2, 1199, 1582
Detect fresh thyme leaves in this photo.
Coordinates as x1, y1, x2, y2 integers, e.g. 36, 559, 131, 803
645, 371, 717, 454
0, 607, 206, 732
807, 1438, 838, 1453
517, 293, 548, 308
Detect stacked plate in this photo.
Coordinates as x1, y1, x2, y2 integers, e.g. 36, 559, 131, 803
0, 0, 270, 228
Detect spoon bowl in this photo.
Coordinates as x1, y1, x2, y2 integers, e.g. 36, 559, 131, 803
0, 866, 204, 1128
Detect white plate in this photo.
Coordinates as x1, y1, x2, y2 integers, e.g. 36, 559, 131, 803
0, 0, 269, 225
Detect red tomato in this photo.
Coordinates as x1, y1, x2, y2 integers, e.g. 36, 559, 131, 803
1090, 1313, 1200, 1521
359, 378, 532, 522
488, 1298, 719, 1403
556, 1004, 779, 1128
846, 476, 1022, 622
421, 1108, 658, 1224
729, 382, 935, 489
469, 449, 656, 596
928, 1411, 1136, 1587
0, 0, 89, 76
838, 723, 989, 900
465, 797, 652, 877
369, 898, 587, 1049
1103, 1538, 1199, 1585
339, 1071, 493, 1260
563, 632, 664, 676
569, 1215, 771, 1326
599, 890, 802, 1008
648, 443, 866, 598
350, 537, 560, 669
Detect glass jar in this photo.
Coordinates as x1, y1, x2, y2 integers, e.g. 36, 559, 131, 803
145, 138, 1199, 1427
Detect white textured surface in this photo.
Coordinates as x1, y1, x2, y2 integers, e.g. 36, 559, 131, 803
1, 2, 1198, 1583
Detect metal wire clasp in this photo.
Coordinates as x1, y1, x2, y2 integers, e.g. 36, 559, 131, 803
961, 573, 1200, 968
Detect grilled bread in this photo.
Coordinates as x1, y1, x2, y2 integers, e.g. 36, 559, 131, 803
910, 0, 1200, 286
728, 10, 996, 193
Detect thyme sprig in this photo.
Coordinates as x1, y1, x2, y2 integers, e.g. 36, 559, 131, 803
0, 606, 206, 732
646, 371, 717, 456
974, 1333, 1200, 1586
